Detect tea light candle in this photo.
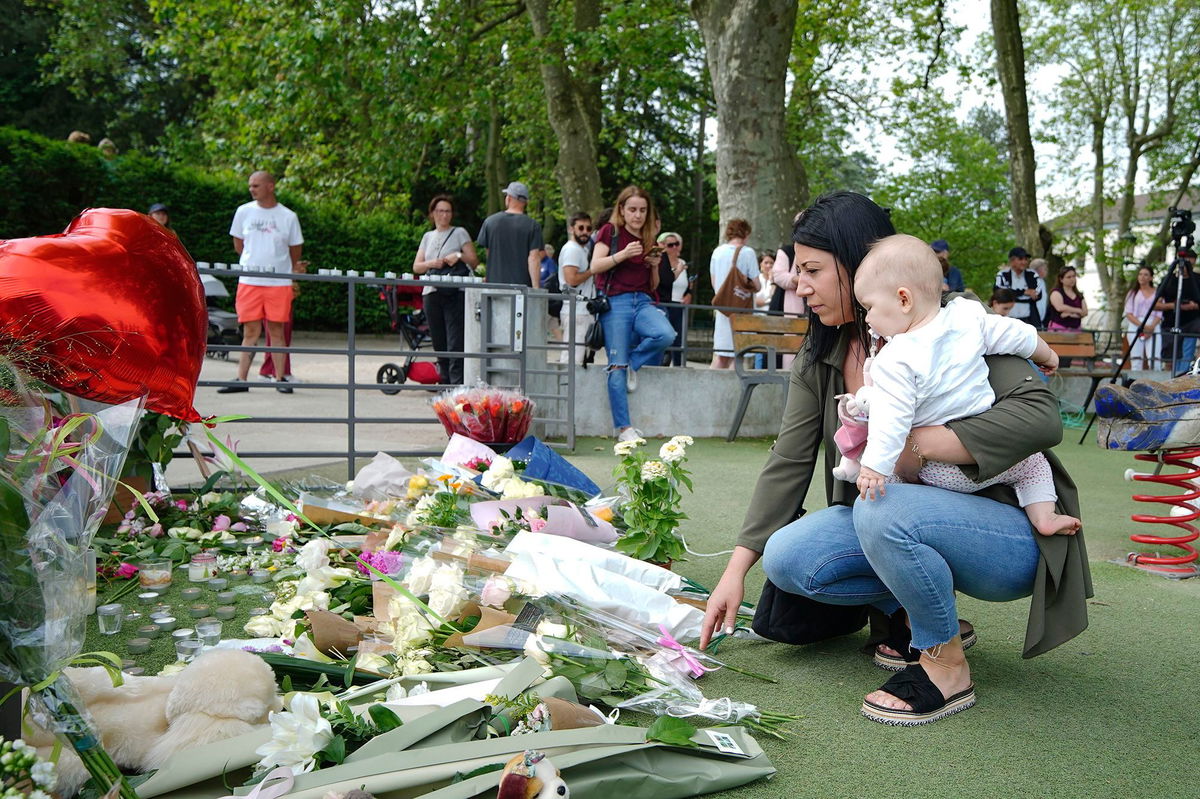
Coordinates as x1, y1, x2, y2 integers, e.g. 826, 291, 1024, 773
248, 607, 269, 617
260, 591, 276, 604
216, 590, 236, 604
189, 604, 211, 618
180, 588, 202, 601
137, 592, 159, 605
384, 271, 397, 279
215, 605, 237, 620
121, 659, 135, 669
402, 272, 414, 280
214, 262, 228, 270
346, 270, 359, 277
242, 536, 264, 547
318, 268, 331, 275
364, 271, 376, 278
149, 609, 171, 621
196, 262, 210, 269
136, 624, 160, 639
124, 666, 145, 677
127, 638, 151, 654
171, 628, 195, 642
207, 578, 229, 592
123, 610, 143, 623
250, 569, 271, 584
154, 616, 177, 631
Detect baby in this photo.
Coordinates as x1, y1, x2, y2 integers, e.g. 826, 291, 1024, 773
846, 234, 1081, 537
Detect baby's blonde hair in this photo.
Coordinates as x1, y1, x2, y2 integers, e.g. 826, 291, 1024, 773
858, 234, 945, 300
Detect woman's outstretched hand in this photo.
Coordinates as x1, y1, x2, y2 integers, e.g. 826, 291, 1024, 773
700, 573, 745, 649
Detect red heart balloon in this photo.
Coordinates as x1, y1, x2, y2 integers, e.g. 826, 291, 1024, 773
0, 208, 206, 421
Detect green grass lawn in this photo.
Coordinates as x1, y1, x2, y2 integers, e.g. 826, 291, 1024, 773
146, 434, 1198, 799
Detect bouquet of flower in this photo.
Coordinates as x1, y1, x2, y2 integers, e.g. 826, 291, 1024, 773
0, 373, 142, 798
0, 736, 57, 798
432, 385, 535, 444
611, 436, 694, 565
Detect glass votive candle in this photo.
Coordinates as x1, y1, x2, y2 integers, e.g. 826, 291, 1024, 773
154, 616, 178, 632
216, 590, 236, 604
402, 272, 414, 280
384, 271, 397, 279
364, 271, 376, 278
126, 638, 151, 655
215, 605, 237, 620
196, 620, 222, 646
188, 604, 211, 618
318, 268, 331, 275
260, 591, 276, 604
250, 569, 271, 584
189, 552, 217, 582
96, 604, 123, 635
248, 607, 269, 617
138, 559, 172, 591
196, 262, 210, 269
207, 578, 229, 592
346, 270, 359, 277
175, 639, 202, 663
137, 592, 159, 606
214, 262, 228, 270
136, 624, 160, 639
180, 587, 202, 601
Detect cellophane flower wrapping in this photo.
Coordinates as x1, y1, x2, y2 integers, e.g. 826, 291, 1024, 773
431, 385, 535, 444
0, 372, 141, 795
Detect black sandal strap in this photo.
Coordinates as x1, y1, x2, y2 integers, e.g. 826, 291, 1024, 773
876, 665, 946, 714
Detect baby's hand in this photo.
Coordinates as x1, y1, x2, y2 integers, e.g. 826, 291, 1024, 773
1036, 349, 1059, 376
857, 467, 887, 501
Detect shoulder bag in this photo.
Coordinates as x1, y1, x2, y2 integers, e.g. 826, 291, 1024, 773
428, 227, 472, 295
712, 244, 754, 316
581, 227, 621, 366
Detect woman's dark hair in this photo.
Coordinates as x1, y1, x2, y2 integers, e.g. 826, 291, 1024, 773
1052, 265, 1078, 295
427, 194, 454, 218
724, 218, 752, 241
792, 191, 895, 365
1125, 265, 1154, 301
990, 287, 1019, 306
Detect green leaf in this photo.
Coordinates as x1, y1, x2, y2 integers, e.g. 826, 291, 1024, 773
603, 658, 628, 690
645, 716, 699, 748
321, 734, 347, 765
0, 418, 9, 454
367, 703, 403, 733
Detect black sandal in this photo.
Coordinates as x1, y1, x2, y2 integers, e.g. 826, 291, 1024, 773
873, 619, 977, 671
861, 664, 976, 726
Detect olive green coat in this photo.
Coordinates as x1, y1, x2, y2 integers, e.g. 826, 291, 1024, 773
737, 326, 1092, 658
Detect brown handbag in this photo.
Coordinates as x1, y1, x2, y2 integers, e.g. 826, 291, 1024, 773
712, 244, 754, 316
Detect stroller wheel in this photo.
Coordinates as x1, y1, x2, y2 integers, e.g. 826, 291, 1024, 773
377, 363, 406, 395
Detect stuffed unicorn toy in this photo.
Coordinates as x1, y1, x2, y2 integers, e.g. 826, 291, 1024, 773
831, 347, 877, 483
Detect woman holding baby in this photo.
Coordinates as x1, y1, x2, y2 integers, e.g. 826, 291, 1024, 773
699, 191, 1091, 726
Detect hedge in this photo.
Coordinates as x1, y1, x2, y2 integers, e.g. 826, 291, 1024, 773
0, 126, 427, 333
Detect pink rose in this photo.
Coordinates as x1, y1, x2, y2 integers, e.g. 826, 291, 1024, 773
528, 516, 547, 532
116, 563, 139, 579
479, 576, 512, 608
272, 537, 289, 552
146, 523, 163, 538
212, 514, 231, 532
230, 521, 248, 532
175, 500, 189, 510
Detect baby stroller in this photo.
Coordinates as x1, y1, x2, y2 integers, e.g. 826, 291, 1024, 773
376, 284, 441, 394
201, 274, 240, 360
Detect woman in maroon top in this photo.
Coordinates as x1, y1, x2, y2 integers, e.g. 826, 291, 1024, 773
1045, 266, 1087, 331
590, 186, 676, 441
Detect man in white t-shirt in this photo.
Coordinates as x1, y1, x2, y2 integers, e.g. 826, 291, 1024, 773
557, 212, 594, 363
219, 171, 305, 394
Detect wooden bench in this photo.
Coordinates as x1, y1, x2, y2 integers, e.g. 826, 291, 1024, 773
727, 314, 808, 441
1039, 330, 1120, 444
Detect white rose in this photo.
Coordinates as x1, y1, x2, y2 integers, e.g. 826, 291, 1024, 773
266, 518, 298, 538
355, 652, 391, 674
535, 621, 570, 640
384, 524, 408, 550
388, 610, 433, 649
427, 566, 468, 618
522, 634, 551, 667
199, 491, 223, 506
481, 457, 516, 492
395, 651, 433, 676
659, 441, 686, 463
167, 526, 204, 540
244, 615, 280, 638
640, 460, 669, 481
296, 539, 332, 572
501, 478, 544, 499
255, 693, 333, 774
403, 556, 438, 595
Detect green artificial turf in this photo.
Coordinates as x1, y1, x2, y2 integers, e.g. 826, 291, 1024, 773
91, 435, 1200, 799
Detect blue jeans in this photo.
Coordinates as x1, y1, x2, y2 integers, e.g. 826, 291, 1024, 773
762, 484, 1040, 650
598, 292, 675, 429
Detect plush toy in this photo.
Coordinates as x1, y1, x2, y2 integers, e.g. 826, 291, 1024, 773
24, 648, 281, 796
496, 750, 569, 799
831, 354, 875, 483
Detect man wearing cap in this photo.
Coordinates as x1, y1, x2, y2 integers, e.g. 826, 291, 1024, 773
219, 170, 304, 394
995, 246, 1043, 328
477, 182, 544, 287
931, 239, 964, 293
148, 203, 171, 228
1155, 247, 1200, 371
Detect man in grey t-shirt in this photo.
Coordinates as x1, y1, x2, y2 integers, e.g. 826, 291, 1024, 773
477, 182, 544, 287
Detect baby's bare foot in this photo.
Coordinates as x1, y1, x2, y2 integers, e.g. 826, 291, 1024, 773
1034, 513, 1081, 537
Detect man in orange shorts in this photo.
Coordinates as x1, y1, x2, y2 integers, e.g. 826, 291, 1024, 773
220, 170, 305, 394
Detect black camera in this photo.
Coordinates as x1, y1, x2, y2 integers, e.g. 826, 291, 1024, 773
1170, 206, 1195, 241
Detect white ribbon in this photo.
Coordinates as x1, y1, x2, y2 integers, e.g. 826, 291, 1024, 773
666, 696, 757, 723
218, 766, 295, 799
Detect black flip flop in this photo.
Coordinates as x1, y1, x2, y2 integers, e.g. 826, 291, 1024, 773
873, 620, 977, 671
861, 664, 976, 726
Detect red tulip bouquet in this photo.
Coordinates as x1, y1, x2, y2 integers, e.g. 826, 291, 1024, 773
432, 386, 535, 445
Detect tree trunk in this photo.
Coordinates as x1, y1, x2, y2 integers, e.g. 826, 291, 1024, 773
692, 0, 801, 256
990, 0, 1041, 255
526, 0, 605, 222
691, 101, 707, 270
485, 94, 502, 215
1089, 116, 1119, 331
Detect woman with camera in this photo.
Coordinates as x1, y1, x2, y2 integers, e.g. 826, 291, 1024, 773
413, 194, 478, 386
590, 186, 676, 442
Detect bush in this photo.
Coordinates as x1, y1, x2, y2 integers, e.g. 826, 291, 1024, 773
0, 126, 427, 332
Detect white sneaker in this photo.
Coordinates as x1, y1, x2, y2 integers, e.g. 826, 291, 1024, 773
617, 427, 644, 442
626, 367, 638, 393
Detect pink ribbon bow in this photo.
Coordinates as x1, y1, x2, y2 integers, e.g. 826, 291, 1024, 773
656, 624, 714, 679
